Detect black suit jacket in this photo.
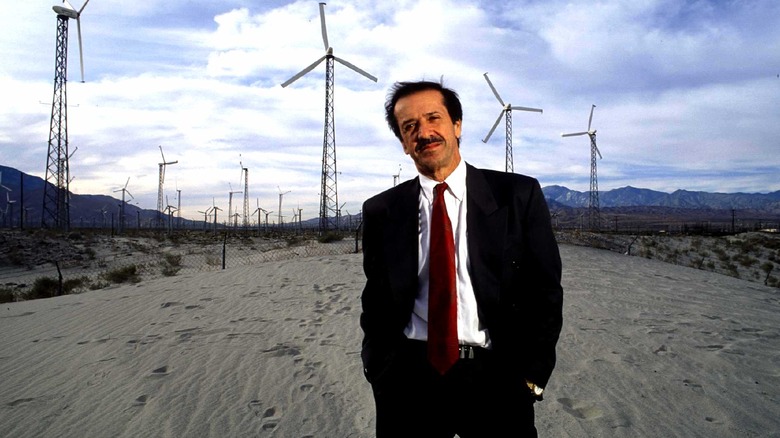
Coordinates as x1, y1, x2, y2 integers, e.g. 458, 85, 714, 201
360, 163, 563, 388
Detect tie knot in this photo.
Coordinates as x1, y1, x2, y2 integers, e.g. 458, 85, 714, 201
434, 183, 449, 197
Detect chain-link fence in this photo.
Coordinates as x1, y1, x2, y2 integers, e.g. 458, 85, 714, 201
0, 227, 363, 302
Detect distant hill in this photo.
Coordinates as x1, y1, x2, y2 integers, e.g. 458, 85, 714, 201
0, 164, 164, 228
3, 164, 780, 229
542, 185, 780, 213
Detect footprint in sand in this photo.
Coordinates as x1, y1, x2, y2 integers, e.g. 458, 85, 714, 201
261, 406, 280, 431
150, 366, 170, 377
247, 403, 280, 430
557, 398, 603, 420
133, 394, 149, 406
6, 398, 35, 407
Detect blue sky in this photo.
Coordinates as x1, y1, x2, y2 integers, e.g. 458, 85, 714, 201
1, 0, 779, 222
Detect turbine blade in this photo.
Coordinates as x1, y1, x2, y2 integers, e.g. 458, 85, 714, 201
594, 143, 603, 159
281, 56, 327, 87
77, 18, 85, 82
483, 111, 504, 143
334, 56, 378, 82
588, 104, 595, 131
319, 2, 329, 51
509, 105, 543, 113
561, 131, 588, 137
78, 0, 91, 14
483, 72, 504, 106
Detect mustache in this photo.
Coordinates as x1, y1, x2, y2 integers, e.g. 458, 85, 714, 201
415, 136, 445, 152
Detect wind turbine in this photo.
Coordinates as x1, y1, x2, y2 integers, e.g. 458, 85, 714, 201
157, 145, 178, 228
392, 164, 402, 187
562, 104, 602, 230
211, 197, 222, 233
176, 187, 182, 229
277, 186, 290, 228
164, 195, 177, 233
253, 198, 264, 234
113, 177, 134, 234
281, 2, 377, 234
481, 72, 542, 173
0, 173, 10, 227
198, 206, 213, 231
228, 183, 242, 228
42, 0, 91, 231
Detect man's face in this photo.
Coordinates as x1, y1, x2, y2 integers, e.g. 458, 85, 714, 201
393, 89, 462, 181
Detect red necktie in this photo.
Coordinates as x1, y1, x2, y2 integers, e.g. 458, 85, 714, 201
428, 182, 458, 374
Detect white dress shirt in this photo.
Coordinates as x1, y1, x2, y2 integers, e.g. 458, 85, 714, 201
404, 159, 490, 348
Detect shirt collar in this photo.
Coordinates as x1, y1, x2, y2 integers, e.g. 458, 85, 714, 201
418, 159, 467, 203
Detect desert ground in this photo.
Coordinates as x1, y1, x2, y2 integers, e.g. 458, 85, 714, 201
1, 230, 779, 437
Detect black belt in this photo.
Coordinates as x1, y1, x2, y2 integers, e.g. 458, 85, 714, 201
404, 339, 490, 360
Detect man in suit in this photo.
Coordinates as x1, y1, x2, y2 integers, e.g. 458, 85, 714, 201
360, 80, 563, 437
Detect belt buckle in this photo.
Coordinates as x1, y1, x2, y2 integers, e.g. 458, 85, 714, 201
459, 345, 475, 359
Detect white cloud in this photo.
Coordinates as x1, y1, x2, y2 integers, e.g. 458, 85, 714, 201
1, 0, 779, 223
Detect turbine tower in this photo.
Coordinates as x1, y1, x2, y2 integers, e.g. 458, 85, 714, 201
392, 164, 401, 187
277, 187, 290, 228
281, 2, 377, 233
240, 161, 249, 229
481, 72, 542, 173
562, 104, 603, 230
228, 183, 242, 229
42, 0, 90, 230
156, 145, 178, 228
113, 177, 134, 234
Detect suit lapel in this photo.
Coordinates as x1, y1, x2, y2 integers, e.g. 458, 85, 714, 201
384, 177, 420, 301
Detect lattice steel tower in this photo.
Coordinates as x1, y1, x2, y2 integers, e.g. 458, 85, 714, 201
241, 163, 249, 229
281, 3, 376, 234
42, 14, 72, 230
320, 55, 338, 231
588, 133, 601, 230
562, 104, 603, 230
42, 1, 89, 230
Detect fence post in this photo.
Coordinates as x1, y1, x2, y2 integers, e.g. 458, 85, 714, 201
55, 261, 63, 297
222, 233, 227, 270
355, 221, 363, 253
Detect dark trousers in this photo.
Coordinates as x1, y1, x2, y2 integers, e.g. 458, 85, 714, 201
370, 339, 537, 438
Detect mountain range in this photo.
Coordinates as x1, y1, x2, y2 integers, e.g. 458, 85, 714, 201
543, 185, 780, 212
2, 164, 779, 228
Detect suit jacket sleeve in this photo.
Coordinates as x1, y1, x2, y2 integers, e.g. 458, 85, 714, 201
516, 178, 563, 388
468, 168, 562, 389
359, 182, 418, 383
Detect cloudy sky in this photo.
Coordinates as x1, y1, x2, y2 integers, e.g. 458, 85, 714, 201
2, 0, 778, 222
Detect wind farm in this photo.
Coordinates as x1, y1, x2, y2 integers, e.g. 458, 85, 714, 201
0, 1, 777, 235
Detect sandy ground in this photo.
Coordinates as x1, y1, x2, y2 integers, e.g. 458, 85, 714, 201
1, 245, 779, 437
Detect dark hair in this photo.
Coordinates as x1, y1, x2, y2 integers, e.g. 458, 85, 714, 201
384, 80, 463, 141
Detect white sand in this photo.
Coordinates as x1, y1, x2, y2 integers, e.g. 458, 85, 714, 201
1, 245, 779, 437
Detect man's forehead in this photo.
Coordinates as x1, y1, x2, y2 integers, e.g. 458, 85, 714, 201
395, 90, 447, 116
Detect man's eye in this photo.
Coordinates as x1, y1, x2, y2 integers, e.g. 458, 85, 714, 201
403, 123, 416, 132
